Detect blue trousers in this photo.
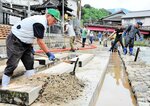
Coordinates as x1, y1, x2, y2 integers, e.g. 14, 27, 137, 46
125, 37, 134, 48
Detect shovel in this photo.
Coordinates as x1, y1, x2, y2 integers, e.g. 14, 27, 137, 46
70, 57, 79, 75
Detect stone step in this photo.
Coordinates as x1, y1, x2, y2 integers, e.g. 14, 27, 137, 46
0, 53, 70, 81
0, 62, 74, 105
0, 61, 39, 81
0, 84, 42, 106
34, 53, 69, 65
39, 62, 74, 74
70, 54, 94, 67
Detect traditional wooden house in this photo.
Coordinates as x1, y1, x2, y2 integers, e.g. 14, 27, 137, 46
101, 10, 126, 26
122, 10, 150, 30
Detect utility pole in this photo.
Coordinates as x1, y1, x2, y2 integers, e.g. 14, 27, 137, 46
62, 0, 66, 48
62, 0, 64, 35
0, 0, 2, 12
77, 0, 81, 21
0, 0, 2, 9
10, 0, 13, 12
0, 0, 2, 23
79, 0, 81, 23
27, 0, 31, 17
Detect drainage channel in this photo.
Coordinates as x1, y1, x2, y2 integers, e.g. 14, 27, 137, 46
95, 52, 137, 106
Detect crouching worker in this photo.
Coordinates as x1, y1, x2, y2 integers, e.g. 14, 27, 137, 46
123, 22, 143, 55
108, 23, 124, 52
1, 8, 60, 88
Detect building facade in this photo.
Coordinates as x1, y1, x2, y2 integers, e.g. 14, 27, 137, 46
122, 10, 150, 30
67, 0, 77, 17
101, 11, 126, 26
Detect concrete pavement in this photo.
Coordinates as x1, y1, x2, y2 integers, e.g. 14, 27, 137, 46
0, 46, 111, 106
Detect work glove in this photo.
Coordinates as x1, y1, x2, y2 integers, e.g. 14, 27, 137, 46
139, 36, 143, 41
31, 47, 35, 55
122, 32, 126, 37
46, 52, 55, 61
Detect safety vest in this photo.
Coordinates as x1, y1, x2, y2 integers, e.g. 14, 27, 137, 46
12, 15, 47, 44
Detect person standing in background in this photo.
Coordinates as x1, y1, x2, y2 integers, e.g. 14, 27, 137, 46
98, 32, 102, 45
81, 26, 87, 47
103, 30, 109, 47
64, 20, 76, 52
89, 31, 94, 44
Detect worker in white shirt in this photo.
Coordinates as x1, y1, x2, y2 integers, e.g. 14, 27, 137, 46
64, 20, 76, 52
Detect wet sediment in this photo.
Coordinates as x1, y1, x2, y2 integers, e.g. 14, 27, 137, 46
96, 53, 136, 106
14, 73, 85, 105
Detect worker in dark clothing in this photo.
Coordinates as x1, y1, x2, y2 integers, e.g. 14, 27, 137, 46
1, 8, 60, 88
108, 23, 124, 52
123, 22, 143, 55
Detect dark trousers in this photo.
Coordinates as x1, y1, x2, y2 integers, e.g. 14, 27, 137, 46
82, 38, 86, 47
4, 33, 34, 76
111, 37, 124, 50
89, 36, 93, 44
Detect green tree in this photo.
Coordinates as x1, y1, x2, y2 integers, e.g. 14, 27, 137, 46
84, 4, 91, 8
81, 4, 111, 23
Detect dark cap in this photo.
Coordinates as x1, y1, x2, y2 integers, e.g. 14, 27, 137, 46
137, 22, 143, 26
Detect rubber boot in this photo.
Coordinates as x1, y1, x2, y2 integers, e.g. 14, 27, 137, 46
82, 44, 85, 48
24, 69, 35, 77
100, 41, 101, 45
2, 74, 10, 87
109, 48, 112, 52
123, 47, 127, 55
129, 47, 133, 55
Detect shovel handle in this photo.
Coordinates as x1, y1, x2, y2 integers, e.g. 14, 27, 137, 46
134, 47, 140, 62
71, 58, 79, 75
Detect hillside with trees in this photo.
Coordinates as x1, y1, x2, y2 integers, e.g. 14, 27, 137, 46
81, 4, 111, 23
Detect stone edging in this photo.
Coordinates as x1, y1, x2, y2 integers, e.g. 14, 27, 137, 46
118, 51, 150, 106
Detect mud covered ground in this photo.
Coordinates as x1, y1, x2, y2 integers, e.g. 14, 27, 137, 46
14, 73, 85, 105
121, 52, 150, 106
